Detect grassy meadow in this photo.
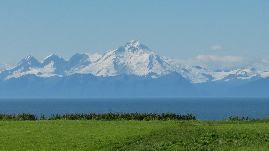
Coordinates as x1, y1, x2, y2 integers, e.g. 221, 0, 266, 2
1, 120, 269, 151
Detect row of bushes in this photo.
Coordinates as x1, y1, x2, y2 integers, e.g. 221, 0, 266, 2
0, 113, 196, 121
0, 113, 37, 121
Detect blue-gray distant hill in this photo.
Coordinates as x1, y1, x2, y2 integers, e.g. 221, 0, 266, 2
0, 73, 198, 98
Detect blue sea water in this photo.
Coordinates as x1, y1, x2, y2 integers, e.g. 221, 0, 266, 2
0, 98, 269, 120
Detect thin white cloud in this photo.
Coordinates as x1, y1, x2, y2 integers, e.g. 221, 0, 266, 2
195, 55, 242, 63
209, 45, 224, 51
183, 55, 245, 70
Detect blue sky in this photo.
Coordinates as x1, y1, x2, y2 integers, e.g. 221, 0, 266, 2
0, 0, 268, 64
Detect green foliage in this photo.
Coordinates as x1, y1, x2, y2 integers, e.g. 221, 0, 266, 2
0, 113, 196, 121
112, 121, 269, 151
1, 120, 269, 150
48, 113, 196, 121
226, 116, 252, 121
0, 113, 37, 121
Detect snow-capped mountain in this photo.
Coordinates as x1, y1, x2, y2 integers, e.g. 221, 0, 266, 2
4, 55, 56, 79
211, 68, 260, 82
1, 40, 269, 98
42, 54, 67, 74
165, 59, 214, 83
72, 40, 174, 77
0, 40, 268, 83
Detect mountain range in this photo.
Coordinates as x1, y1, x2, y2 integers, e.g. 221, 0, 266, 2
0, 40, 268, 98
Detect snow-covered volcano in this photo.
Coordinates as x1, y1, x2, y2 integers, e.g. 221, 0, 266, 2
73, 40, 174, 77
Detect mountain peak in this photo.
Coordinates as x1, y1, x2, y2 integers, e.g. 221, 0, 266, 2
44, 54, 64, 61
126, 40, 141, 47
69, 53, 89, 64
19, 55, 40, 65
70, 53, 89, 60
23, 55, 36, 61
122, 40, 150, 52
43, 54, 66, 65
13, 55, 41, 71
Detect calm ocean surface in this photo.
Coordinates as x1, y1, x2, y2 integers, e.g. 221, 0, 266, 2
0, 98, 269, 120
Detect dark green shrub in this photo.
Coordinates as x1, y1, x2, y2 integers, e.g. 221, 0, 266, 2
227, 116, 252, 121
0, 113, 36, 121
0, 113, 196, 121
15, 113, 37, 121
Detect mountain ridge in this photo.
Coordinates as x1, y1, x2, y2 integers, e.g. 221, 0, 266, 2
0, 40, 269, 97
1, 40, 268, 83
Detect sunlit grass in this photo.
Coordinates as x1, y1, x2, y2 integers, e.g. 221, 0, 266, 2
1, 120, 269, 150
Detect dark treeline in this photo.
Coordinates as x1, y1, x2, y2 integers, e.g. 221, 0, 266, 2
0, 113, 196, 121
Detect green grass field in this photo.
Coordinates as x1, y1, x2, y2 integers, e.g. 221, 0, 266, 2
1, 120, 269, 151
